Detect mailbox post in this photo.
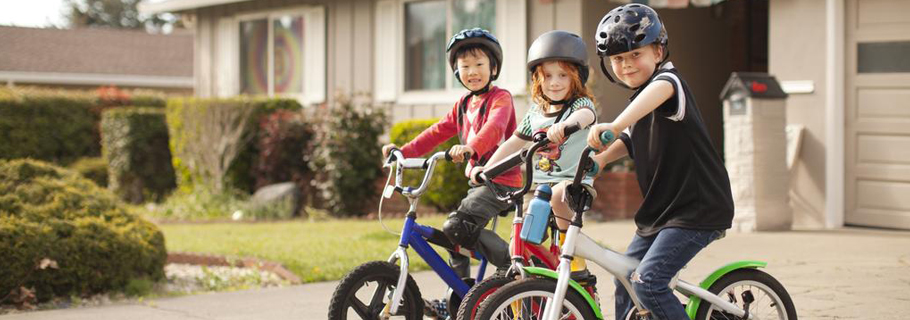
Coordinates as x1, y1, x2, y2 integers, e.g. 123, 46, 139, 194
720, 72, 791, 231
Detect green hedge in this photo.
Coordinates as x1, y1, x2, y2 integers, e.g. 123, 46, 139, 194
0, 87, 167, 165
165, 97, 301, 193
0, 88, 96, 164
0, 159, 166, 302
390, 119, 470, 212
69, 157, 108, 187
101, 108, 176, 203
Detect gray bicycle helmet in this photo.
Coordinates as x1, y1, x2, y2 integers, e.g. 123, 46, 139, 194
527, 30, 590, 84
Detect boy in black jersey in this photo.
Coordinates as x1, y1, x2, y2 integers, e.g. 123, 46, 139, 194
586, 4, 735, 320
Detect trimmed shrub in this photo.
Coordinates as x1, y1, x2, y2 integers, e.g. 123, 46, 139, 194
390, 119, 469, 211
0, 88, 96, 164
252, 109, 315, 213
0, 159, 166, 302
0, 87, 168, 166
68, 157, 108, 187
308, 95, 388, 217
165, 97, 301, 194
101, 107, 177, 203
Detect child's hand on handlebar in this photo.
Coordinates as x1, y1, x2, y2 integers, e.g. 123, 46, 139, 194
382, 144, 398, 159
547, 122, 571, 145
468, 166, 484, 184
448, 145, 475, 163
587, 123, 618, 150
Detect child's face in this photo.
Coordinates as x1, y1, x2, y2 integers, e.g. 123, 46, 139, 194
456, 51, 494, 92
540, 61, 571, 102
608, 45, 663, 88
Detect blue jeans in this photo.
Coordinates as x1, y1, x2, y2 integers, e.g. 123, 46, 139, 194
614, 228, 724, 320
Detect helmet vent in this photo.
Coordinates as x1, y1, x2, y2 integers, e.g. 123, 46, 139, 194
634, 34, 646, 43
629, 4, 641, 7
629, 24, 640, 32
599, 31, 608, 39
614, 16, 621, 23
597, 43, 607, 51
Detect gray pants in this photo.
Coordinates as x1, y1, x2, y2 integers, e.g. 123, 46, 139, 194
448, 183, 516, 278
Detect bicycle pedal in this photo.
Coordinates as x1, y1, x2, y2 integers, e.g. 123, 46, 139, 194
570, 270, 598, 287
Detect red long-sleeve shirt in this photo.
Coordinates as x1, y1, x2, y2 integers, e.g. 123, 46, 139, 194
400, 86, 522, 188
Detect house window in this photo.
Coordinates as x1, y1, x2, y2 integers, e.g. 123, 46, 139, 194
404, 0, 496, 92
240, 14, 306, 95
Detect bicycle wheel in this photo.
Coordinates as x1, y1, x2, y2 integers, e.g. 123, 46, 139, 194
694, 268, 797, 320
456, 275, 514, 320
328, 261, 424, 320
475, 278, 597, 320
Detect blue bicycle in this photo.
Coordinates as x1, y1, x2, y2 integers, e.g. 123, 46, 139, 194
328, 149, 506, 319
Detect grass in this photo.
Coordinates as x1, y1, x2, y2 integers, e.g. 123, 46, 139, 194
158, 214, 514, 283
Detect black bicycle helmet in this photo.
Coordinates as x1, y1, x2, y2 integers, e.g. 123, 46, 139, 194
446, 28, 503, 93
527, 30, 590, 84
594, 4, 669, 85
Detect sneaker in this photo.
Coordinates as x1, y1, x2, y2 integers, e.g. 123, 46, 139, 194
423, 298, 449, 319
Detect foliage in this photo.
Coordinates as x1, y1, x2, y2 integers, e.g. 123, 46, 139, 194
390, 119, 470, 211
68, 157, 108, 187
252, 110, 315, 213
165, 97, 301, 194
0, 86, 167, 166
0, 159, 166, 303
146, 188, 294, 221
308, 95, 388, 217
65, 0, 183, 32
101, 107, 176, 203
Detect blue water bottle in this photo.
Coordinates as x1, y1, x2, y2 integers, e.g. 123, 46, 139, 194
520, 185, 553, 245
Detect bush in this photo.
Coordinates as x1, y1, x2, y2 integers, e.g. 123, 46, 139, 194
101, 108, 177, 203
253, 110, 315, 190
0, 159, 167, 303
0, 87, 168, 166
68, 157, 108, 187
0, 87, 96, 164
308, 95, 388, 217
390, 119, 470, 211
165, 97, 301, 194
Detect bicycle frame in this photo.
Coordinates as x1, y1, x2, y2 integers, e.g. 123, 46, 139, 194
533, 147, 763, 320
383, 150, 493, 315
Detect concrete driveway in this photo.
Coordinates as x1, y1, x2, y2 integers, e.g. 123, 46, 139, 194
2, 220, 908, 319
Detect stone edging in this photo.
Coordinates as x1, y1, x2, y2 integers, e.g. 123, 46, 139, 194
166, 252, 301, 284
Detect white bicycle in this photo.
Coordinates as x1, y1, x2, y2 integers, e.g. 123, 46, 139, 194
474, 133, 797, 320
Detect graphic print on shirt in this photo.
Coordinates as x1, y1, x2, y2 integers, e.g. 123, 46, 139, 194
533, 126, 564, 174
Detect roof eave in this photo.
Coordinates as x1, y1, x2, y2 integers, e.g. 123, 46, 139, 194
138, 0, 253, 14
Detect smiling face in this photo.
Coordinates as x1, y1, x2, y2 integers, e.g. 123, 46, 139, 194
456, 49, 495, 92
540, 61, 572, 102
608, 44, 664, 88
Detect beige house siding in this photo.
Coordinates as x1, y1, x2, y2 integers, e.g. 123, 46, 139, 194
769, 0, 829, 228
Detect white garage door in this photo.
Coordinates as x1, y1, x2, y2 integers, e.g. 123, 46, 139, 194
845, 0, 910, 229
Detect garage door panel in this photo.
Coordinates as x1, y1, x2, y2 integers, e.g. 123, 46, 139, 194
857, 135, 910, 164
855, 164, 910, 182
858, 0, 910, 27
857, 89, 910, 118
856, 180, 910, 212
847, 208, 910, 229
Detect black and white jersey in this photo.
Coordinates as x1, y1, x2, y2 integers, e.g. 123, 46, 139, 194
618, 63, 734, 237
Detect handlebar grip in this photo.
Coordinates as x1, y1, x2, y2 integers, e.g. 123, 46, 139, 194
444, 152, 453, 161
473, 171, 486, 184
564, 123, 581, 136
600, 130, 616, 145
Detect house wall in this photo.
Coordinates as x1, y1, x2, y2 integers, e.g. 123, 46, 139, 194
581, 2, 735, 154
769, 0, 829, 228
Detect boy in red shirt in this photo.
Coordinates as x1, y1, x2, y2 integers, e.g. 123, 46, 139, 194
382, 28, 520, 277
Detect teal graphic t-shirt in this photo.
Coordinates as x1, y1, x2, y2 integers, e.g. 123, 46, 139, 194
515, 97, 596, 186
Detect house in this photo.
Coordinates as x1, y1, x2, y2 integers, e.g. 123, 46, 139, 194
139, 0, 910, 231
0, 25, 193, 94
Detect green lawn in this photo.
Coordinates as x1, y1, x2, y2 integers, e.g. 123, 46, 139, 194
158, 214, 514, 283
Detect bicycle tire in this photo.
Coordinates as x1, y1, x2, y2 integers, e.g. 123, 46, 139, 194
455, 275, 514, 320
694, 268, 797, 320
327, 261, 424, 320
475, 277, 596, 320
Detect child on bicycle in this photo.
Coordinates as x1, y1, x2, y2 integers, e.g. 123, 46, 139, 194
381, 28, 520, 279
586, 4, 735, 320
473, 30, 598, 284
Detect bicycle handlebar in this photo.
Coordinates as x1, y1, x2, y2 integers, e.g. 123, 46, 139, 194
384, 149, 452, 198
